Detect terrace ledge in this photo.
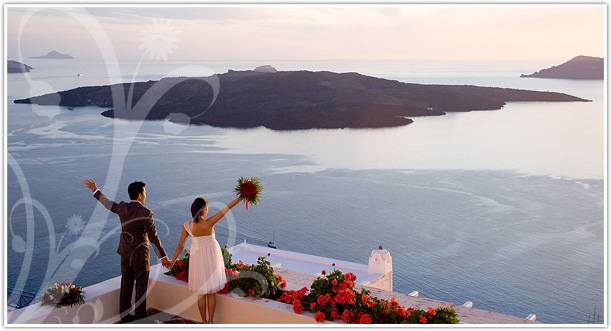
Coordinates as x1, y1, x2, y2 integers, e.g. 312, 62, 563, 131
6, 243, 542, 325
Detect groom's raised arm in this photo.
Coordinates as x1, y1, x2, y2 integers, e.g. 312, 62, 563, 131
84, 178, 118, 213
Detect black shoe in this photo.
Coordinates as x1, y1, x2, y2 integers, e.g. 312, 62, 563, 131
120, 315, 135, 323
133, 314, 148, 323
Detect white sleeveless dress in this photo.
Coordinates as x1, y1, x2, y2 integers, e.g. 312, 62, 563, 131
184, 221, 227, 295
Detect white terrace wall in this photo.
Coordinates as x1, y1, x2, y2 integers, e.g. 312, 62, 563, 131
147, 267, 326, 324
6, 264, 326, 325
6, 265, 540, 325
6, 276, 122, 324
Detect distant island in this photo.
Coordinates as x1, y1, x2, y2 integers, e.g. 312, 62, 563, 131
15, 68, 590, 130
29, 50, 74, 59
254, 65, 278, 73
7, 60, 33, 73
521, 56, 603, 80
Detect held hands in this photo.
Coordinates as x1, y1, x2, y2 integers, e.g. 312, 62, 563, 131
161, 257, 172, 269
84, 179, 97, 192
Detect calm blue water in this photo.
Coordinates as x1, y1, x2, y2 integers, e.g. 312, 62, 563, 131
6, 59, 604, 324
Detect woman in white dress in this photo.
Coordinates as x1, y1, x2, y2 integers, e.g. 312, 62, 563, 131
169, 196, 241, 324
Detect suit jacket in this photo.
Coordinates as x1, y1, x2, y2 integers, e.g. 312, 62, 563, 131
94, 190, 167, 267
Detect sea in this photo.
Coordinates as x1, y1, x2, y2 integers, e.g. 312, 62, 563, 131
5, 58, 605, 324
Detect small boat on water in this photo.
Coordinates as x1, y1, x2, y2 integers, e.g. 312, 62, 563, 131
77, 73, 84, 77
267, 229, 277, 249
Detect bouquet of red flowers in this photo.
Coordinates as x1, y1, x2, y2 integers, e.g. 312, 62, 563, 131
235, 177, 263, 210
41, 282, 85, 308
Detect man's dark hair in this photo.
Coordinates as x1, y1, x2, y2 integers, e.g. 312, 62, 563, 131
128, 181, 146, 200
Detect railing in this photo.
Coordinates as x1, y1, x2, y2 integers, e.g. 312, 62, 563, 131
7, 288, 40, 309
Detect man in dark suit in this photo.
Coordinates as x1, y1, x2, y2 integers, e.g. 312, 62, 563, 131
84, 179, 171, 323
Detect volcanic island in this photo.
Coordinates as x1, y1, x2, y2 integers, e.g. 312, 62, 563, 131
15, 68, 590, 130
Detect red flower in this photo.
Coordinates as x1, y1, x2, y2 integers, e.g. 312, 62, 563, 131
362, 295, 371, 304
292, 286, 308, 301
279, 292, 293, 303
176, 261, 184, 267
341, 310, 350, 323
330, 309, 339, 319
276, 275, 285, 287
321, 270, 326, 275
390, 297, 399, 307
338, 283, 348, 291
293, 300, 304, 314
176, 270, 188, 282
310, 302, 316, 310
344, 272, 357, 281
317, 293, 330, 307
314, 311, 326, 323
341, 309, 354, 324
276, 275, 287, 289
395, 307, 407, 318
359, 313, 372, 324
419, 315, 427, 324
428, 306, 437, 316
240, 181, 258, 200
248, 289, 255, 297
331, 279, 337, 285
343, 280, 355, 288
66, 298, 72, 303
334, 288, 356, 305
217, 287, 229, 295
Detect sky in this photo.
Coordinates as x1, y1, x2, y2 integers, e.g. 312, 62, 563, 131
4, 4, 606, 63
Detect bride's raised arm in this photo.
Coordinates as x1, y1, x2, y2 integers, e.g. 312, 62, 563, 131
207, 197, 242, 225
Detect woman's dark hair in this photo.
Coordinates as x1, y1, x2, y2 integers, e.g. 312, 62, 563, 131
191, 197, 208, 223
128, 181, 145, 200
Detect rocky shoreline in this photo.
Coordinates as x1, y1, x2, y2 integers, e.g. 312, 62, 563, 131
7, 60, 33, 73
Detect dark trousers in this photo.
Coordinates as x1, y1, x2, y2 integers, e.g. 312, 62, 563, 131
120, 257, 149, 320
